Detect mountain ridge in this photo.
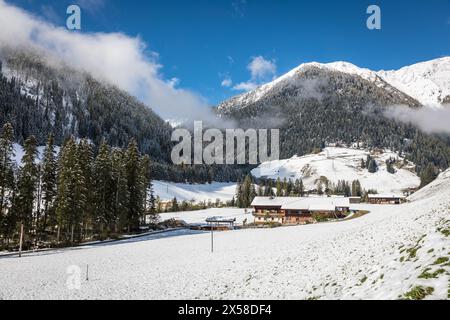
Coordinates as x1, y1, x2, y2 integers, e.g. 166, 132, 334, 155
218, 57, 450, 111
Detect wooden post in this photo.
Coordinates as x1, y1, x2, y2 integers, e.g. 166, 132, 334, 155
18, 223, 24, 258
86, 264, 89, 281
211, 224, 214, 253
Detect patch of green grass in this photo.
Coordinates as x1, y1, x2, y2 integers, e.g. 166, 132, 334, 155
360, 276, 368, 284
406, 246, 420, 260
427, 249, 434, 254
432, 257, 449, 265
307, 296, 320, 300
437, 227, 450, 237
418, 268, 446, 279
403, 286, 434, 300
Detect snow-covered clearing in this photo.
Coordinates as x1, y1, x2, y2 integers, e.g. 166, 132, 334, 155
252, 147, 420, 195
153, 181, 236, 202
1, 169, 448, 300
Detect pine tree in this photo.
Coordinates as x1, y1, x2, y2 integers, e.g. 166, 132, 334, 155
140, 154, 152, 224
147, 181, 157, 223
93, 140, 113, 236
14, 136, 39, 238
111, 148, 129, 232
275, 177, 283, 197
55, 138, 82, 243
351, 180, 362, 197
171, 197, 179, 212
242, 175, 254, 208
40, 134, 57, 239
77, 140, 94, 239
368, 159, 378, 173
235, 179, 242, 207
0, 123, 16, 240
125, 140, 142, 232
420, 163, 438, 188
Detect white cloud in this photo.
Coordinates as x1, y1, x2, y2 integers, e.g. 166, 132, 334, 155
233, 56, 277, 92
248, 56, 276, 81
385, 105, 450, 134
232, 81, 258, 91
0, 0, 211, 122
221, 77, 233, 87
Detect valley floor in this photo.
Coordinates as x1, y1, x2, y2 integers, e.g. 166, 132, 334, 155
0, 173, 449, 300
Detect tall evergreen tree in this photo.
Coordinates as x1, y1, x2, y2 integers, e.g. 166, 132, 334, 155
420, 163, 438, 188
14, 136, 38, 238
55, 138, 82, 243
40, 134, 57, 239
77, 140, 94, 238
111, 148, 129, 232
0, 123, 15, 239
93, 140, 113, 236
125, 140, 142, 232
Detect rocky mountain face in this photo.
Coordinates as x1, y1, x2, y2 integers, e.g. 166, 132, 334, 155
217, 64, 450, 173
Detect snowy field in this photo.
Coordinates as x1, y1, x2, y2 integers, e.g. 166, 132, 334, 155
153, 181, 236, 202
0, 169, 448, 300
160, 208, 253, 226
252, 147, 420, 194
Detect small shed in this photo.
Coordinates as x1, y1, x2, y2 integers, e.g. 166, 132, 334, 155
205, 216, 237, 231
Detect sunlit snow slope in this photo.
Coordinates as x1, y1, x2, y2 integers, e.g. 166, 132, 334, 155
252, 147, 420, 194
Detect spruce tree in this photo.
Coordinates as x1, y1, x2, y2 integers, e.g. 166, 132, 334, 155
77, 140, 94, 239
125, 140, 142, 232
14, 136, 39, 238
275, 177, 283, 197
40, 134, 57, 238
140, 155, 152, 224
420, 163, 438, 188
55, 138, 82, 243
0, 123, 16, 239
93, 140, 113, 236
111, 148, 129, 232
368, 159, 378, 173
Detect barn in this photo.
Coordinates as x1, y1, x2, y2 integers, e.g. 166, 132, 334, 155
367, 194, 406, 205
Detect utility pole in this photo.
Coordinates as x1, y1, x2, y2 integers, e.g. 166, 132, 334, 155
18, 223, 24, 258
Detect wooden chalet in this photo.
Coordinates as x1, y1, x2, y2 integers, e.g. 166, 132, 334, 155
251, 196, 351, 225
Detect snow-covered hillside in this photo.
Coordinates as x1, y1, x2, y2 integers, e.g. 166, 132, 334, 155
378, 57, 450, 107
252, 147, 420, 195
0, 169, 448, 300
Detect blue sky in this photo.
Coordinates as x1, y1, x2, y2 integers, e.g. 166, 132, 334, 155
7, 0, 450, 105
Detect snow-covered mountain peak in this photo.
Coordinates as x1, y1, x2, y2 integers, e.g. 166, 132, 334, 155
218, 57, 450, 112
377, 57, 450, 107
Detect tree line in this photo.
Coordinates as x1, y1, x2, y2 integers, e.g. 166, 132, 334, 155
233, 175, 373, 209
0, 123, 157, 251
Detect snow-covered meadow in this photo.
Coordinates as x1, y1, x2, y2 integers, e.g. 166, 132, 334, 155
0, 169, 448, 300
252, 147, 420, 195
153, 181, 236, 203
